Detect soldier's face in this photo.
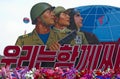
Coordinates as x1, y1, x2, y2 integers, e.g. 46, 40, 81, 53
74, 12, 83, 28
42, 9, 55, 25
58, 12, 70, 26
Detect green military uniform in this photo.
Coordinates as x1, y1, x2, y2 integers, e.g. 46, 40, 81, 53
53, 27, 71, 39
15, 29, 58, 49
53, 27, 74, 45
15, 29, 58, 67
53, 27, 88, 45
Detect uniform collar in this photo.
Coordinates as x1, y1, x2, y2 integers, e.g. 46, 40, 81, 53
53, 27, 71, 33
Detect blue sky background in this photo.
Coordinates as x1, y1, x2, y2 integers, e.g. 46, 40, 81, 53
0, 0, 120, 55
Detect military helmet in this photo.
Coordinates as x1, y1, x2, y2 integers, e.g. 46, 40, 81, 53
30, 2, 54, 24
53, 6, 67, 16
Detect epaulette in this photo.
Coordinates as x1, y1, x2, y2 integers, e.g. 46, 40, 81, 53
23, 34, 28, 38
19, 33, 32, 39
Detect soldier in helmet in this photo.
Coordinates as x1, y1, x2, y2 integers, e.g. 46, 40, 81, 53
53, 6, 88, 45
52, 6, 73, 45
15, 2, 60, 50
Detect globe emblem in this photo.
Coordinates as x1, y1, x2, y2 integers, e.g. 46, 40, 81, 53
76, 5, 120, 42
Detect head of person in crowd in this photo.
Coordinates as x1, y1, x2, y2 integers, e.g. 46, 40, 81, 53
53, 6, 70, 30
67, 8, 83, 31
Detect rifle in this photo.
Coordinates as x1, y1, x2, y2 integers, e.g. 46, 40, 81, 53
58, 30, 77, 45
